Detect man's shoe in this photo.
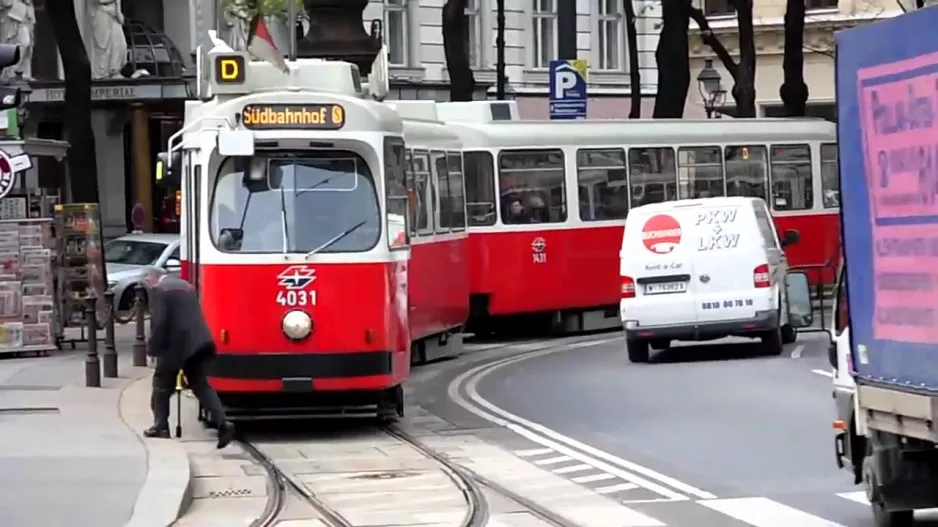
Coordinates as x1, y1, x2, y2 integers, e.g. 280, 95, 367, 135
143, 426, 170, 439
216, 421, 235, 449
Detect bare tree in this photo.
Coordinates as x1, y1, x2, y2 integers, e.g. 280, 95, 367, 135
442, 0, 476, 101
780, 0, 808, 116
624, 0, 642, 118
46, 0, 99, 202
652, 0, 691, 118
688, 0, 758, 117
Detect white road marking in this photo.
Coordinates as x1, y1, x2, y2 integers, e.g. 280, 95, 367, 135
514, 448, 554, 457
447, 336, 716, 501
535, 455, 573, 466
812, 369, 834, 378
700, 497, 845, 526
790, 344, 805, 358
572, 473, 617, 484
553, 463, 594, 474
595, 482, 640, 494
836, 491, 868, 505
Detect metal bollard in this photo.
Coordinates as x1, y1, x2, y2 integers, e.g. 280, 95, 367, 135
84, 296, 101, 387
132, 287, 147, 367
102, 290, 118, 378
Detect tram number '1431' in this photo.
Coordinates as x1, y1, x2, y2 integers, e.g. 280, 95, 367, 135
276, 290, 316, 307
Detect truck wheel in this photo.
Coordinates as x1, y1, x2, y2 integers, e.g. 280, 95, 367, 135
627, 338, 650, 363
781, 323, 797, 344
871, 500, 914, 527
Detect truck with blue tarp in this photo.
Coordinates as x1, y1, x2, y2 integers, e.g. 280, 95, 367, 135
835, 5, 938, 525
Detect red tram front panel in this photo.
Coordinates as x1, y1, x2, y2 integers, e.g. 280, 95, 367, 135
773, 212, 841, 284
469, 225, 621, 315
199, 261, 410, 393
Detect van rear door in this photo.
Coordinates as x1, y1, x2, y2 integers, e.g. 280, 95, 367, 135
623, 209, 696, 326
684, 203, 765, 324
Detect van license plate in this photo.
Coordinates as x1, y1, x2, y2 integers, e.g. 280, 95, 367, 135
644, 282, 687, 295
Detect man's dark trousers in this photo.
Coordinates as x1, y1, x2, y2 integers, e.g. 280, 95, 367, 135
152, 344, 227, 429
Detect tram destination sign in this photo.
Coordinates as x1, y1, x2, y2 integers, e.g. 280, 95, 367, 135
241, 104, 345, 130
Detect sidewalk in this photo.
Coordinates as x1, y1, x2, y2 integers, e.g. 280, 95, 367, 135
0, 324, 191, 527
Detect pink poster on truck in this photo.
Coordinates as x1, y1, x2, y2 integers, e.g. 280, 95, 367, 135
858, 50, 938, 343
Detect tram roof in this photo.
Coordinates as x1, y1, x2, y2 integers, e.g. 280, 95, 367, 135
439, 117, 836, 149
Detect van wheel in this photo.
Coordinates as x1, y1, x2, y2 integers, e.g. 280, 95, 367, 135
759, 315, 784, 356
627, 338, 650, 363
781, 324, 797, 344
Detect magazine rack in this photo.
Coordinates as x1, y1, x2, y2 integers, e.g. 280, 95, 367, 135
54, 203, 109, 348
0, 194, 58, 356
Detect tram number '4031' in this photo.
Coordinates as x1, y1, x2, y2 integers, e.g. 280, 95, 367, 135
276, 290, 316, 307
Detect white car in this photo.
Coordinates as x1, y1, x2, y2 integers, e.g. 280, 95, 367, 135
104, 232, 181, 311
619, 196, 811, 363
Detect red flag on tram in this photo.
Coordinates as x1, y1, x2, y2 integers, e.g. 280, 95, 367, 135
247, 15, 288, 72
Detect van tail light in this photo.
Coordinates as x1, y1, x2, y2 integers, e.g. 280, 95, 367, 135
621, 275, 636, 298
753, 264, 771, 288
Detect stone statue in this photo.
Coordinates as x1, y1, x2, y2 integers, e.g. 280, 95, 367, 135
222, 5, 249, 51
88, 0, 128, 79
0, 0, 35, 81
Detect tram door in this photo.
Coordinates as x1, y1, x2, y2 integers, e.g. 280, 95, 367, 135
181, 149, 203, 294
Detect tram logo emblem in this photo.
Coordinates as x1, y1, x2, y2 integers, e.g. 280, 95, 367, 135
531, 237, 547, 264
641, 214, 682, 254
277, 266, 317, 290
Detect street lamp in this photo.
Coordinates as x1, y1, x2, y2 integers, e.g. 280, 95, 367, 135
697, 59, 726, 119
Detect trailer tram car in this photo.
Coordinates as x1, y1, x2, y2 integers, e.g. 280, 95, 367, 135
412, 102, 840, 334
156, 52, 467, 420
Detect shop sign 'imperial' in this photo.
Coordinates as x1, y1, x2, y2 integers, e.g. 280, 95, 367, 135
241, 104, 346, 130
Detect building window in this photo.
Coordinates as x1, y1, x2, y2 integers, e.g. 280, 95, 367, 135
465, 0, 482, 68
533, 0, 556, 69
385, 0, 409, 66
596, 0, 621, 70
806, 0, 839, 10
703, 0, 734, 16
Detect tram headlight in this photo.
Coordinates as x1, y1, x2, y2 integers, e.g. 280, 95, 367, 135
282, 310, 312, 340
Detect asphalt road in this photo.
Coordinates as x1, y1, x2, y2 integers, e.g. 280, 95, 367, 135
457, 332, 938, 526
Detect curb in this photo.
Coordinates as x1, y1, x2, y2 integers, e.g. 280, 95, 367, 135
119, 375, 193, 527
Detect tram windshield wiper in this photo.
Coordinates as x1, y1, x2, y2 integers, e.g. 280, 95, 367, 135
304, 220, 367, 259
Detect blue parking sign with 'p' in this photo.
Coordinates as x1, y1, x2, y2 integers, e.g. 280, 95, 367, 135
548, 59, 588, 120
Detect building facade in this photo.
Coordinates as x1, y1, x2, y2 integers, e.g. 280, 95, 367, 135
686, 0, 902, 119
365, 0, 662, 118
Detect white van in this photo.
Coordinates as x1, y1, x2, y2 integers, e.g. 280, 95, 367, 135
619, 196, 804, 363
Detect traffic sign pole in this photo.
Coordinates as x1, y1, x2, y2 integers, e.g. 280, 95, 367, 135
557, 0, 577, 60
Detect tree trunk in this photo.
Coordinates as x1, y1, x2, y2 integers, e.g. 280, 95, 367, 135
623, 0, 642, 118
731, 0, 757, 117
46, 0, 99, 203
442, 0, 476, 101
779, 0, 808, 116
652, 0, 690, 118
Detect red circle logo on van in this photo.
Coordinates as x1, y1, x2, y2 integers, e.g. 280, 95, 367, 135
641, 214, 682, 254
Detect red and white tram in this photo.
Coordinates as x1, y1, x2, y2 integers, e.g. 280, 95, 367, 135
158, 53, 465, 419
422, 102, 840, 334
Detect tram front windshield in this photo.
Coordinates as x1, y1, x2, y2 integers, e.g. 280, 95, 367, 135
210, 151, 381, 254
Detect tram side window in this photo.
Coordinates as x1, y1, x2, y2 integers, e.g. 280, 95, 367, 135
628, 147, 676, 208
433, 151, 451, 232
412, 151, 433, 234
498, 149, 566, 224
821, 143, 840, 208
770, 144, 813, 211
576, 148, 629, 221
384, 137, 409, 248
405, 150, 417, 236
725, 145, 767, 201
464, 151, 496, 226
677, 147, 724, 199
447, 152, 466, 230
